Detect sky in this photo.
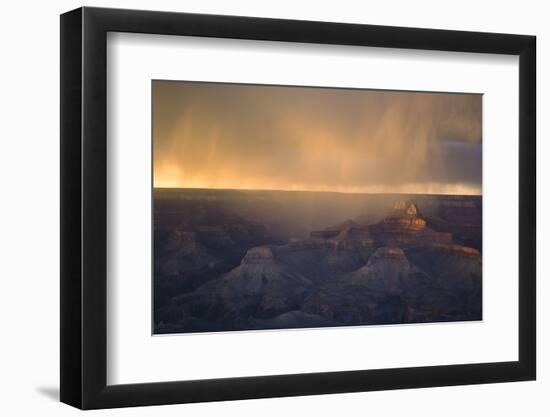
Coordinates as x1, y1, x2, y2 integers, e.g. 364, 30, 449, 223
153, 81, 482, 195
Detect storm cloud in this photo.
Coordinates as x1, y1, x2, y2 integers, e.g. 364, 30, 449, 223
153, 81, 482, 195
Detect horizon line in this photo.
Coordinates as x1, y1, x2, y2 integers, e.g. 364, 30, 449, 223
153, 186, 482, 197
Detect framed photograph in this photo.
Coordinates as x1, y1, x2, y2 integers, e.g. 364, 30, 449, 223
60, 7, 536, 409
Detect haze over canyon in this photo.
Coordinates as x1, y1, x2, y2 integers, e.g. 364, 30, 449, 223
153, 189, 482, 334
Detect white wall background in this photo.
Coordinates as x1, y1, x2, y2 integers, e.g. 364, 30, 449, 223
0, 0, 545, 415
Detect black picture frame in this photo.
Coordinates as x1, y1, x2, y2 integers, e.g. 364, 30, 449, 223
60, 6, 536, 410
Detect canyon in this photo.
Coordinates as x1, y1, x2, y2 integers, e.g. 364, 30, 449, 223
153, 188, 482, 334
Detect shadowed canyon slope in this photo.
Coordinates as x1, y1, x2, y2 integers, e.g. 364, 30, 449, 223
154, 188, 482, 334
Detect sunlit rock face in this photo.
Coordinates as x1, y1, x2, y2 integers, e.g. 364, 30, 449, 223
310, 199, 452, 250
386, 200, 425, 219
379, 200, 426, 230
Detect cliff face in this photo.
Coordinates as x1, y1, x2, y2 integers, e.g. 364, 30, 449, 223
155, 195, 482, 333
310, 200, 455, 250
424, 197, 482, 252
345, 246, 416, 292
153, 207, 284, 307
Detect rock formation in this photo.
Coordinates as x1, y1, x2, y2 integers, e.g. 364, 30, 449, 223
155, 195, 482, 333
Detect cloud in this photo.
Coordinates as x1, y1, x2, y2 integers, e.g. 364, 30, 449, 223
153, 81, 482, 194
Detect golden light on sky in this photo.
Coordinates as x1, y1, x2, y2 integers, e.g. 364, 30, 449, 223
153, 81, 482, 195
